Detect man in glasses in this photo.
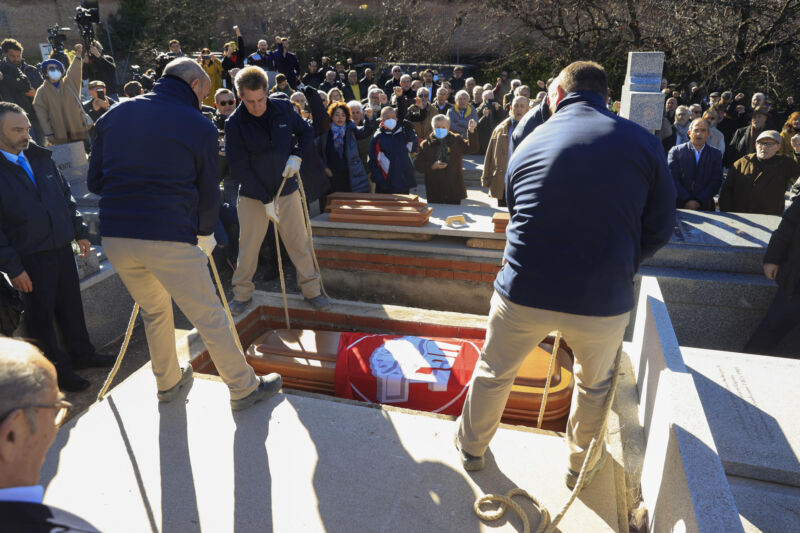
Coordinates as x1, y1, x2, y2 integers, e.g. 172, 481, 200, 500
0, 337, 100, 532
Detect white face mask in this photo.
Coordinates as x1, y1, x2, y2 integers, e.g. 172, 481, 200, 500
48, 69, 62, 82
383, 118, 397, 130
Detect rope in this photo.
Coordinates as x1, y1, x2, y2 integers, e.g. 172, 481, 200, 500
536, 331, 561, 429
96, 303, 139, 401
472, 345, 624, 533
208, 253, 244, 353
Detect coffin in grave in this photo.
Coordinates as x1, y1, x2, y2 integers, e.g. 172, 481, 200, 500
247, 329, 575, 430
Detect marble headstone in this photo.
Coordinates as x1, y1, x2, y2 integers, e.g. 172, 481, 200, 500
48, 141, 97, 205
620, 51, 665, 132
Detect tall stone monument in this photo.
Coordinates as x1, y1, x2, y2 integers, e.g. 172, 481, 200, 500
619, 51, 665, 132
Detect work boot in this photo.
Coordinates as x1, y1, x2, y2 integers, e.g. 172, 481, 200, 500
565, 446, 607, 491
230, 373, 283, 411
228, 298, 252, 316
157, 366, 194, 403
306, 294, 331, 311
454, 432, 484, 471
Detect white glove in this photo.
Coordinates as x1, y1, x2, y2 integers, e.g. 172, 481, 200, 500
197, 234, 217, 256
282, 155, 302, 178
265, 200, 279, 223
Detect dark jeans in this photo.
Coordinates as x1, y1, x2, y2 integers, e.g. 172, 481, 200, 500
744, 289, 800, 356
20, 246, 96, 373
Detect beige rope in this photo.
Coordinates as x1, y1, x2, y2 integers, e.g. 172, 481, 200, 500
473, 345, 624, 533
537, 331, 561, 429
96, 302, 140, 401
208, 253, 244, 353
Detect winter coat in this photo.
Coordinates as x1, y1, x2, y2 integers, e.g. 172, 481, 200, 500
476, 101, 506, 154
482, 117, 515, 201
0, 142, 88, 277
406, 103, 434, 141
32, 56, 88, 144
82, 53, 118, 95
719, 153, 800, 215
270, 43, 300, 88
414, 129, 477, 204
500, 91, 676, 317
224, 94, 314, 203
301, 71, 324, 89
726, 124, 760, 168
342, 82, 367, 103
667, 142, 723, 209
708, 127, 726, 157
763, 199, 800, 298
245, 51, 275, 71
317, 121, 371, 193
447, 103, 477, 137
0, 60, 34, 114
779, 127, 799, 156
88, 75, 220, 244
510, 98, 551, 153
430, 101, 452, 117
200, 56, 224, 107
368, 121, 419, 193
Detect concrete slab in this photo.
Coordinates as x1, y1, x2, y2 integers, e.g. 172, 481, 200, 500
42, 370, 621, 533
727, 475, 800, 533
683, 347, 800, 487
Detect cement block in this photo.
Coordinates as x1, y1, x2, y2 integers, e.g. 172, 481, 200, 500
727, 475, 800, 533
42, 370, 620, 532
684, 348, 800, 487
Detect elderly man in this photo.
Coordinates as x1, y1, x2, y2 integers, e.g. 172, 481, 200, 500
727, 106, 769, 167
383, 65, 403, 94
432, 87, 452, 116
0, 338, 100, 532
368, 106, 418, 194
703, 108, 726, 157
88, 59, 282, 410
414, 114, 477, 204
319, 70, 341, 94
668, 118, 723, 211
720, 130, 800, 215
406, 87, 434, 140
455, 62, 675, 491
482, 96, 529, 207
343, 70, 366, 103
32, 44, 88, 148
359, 67, 374, 88
476, 90, 506, 154
245, 40, 274, 71
347, 100, 376, 173
672, 105, 691, 146
0, 101, 110, 393
447, 90, 478, 138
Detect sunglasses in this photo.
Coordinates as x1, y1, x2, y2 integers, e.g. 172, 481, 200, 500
219, 100, 235, 106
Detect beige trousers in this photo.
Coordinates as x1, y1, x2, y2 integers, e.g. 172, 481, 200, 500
103, 237, 260, 400
232, 191, 321, 302
457, 291, 630, 472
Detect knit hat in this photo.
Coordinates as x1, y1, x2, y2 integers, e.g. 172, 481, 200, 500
41, 58, 65, 74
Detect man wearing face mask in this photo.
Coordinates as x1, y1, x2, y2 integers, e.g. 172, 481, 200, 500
88, 59, 283, 411
414, 114, 477, 204
368, 106, 418, 194
32, 44, 88, 147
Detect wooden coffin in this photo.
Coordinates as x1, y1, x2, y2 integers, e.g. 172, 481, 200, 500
246, 330, 574, 427
492, 212, 509, 233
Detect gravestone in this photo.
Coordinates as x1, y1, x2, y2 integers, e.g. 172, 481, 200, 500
47, 141, 97, 205
619, 51, 665, 132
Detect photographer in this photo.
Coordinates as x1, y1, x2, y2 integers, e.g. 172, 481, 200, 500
221, 26, 245, 90
82, 80, 116, 123
0, 41, 40, 143
198, 48, 223, 107
82, 41, 118, 96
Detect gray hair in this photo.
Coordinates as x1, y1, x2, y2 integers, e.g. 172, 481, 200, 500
465, 77, 476, 85
510, 79, 521, 88
368, 88, 384, 100
163, 57, 210, 88
400, 74, 412, 83
436, 87, 448, 98
430, 114, 450, 129
511, 95, 530, 108
416, 87, 429, 98
482, 89, 494, 101
0, 339, 53, 431
347, 100, 363, 112
455, 90, 470, 101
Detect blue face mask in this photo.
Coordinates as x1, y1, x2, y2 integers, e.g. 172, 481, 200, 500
434, 128, 448, 139
382, 118, 397, 130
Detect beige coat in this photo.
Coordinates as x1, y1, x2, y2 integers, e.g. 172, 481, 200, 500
482, 117, 512, 200
33, 56, 88, 144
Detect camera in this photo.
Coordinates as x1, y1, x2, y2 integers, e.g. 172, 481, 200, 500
74, 0, 99, 50
96, 88, 105, 100
47, 24, 70, 53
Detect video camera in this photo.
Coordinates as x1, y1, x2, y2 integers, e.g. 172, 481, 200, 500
47, 24, 70, 54
74, 0, 100, 50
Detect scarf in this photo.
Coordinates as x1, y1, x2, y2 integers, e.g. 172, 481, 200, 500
674, 122, 690, 144
454, 103, 473, 119
428, 132, 452, 166
331, 123, 346, 156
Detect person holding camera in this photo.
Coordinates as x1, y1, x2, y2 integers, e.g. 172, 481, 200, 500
198, 48, 223, 107
82, 80, 116, 123
82, 41, 117, 96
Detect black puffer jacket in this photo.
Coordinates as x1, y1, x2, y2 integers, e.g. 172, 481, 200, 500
764, 199, 800, 298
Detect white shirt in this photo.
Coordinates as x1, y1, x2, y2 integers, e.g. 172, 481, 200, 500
0, 485, 44, 503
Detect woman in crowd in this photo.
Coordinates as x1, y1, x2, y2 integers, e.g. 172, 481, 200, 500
327, 87, 344, 105
780, 112, 800, 156
414, 114, 478, 204
447, 90, 478, 137
198, 48, 223, 107
317, 102, 371, 199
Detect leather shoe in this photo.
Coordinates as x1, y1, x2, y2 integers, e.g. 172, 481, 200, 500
58, 371, 90, 392
73, 353, 117, 369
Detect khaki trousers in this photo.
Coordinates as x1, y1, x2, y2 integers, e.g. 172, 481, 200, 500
457, 291, 630, 472
232, 191, 321, 302
103, 237, 260, 400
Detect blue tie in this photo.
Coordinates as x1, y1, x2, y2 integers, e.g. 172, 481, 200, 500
16, 155, 37, 189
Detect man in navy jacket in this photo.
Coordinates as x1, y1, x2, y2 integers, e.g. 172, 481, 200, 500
455, 62, 676, 490
667, 118, 723, 210
225, 66, 328, 313
88, 59, 281, 411
0, 102, 110, 392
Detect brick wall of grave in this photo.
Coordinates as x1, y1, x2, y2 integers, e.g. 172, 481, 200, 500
314, 249, 501, 284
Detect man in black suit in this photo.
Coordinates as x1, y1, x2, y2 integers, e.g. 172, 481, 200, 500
0, 102, 113, 392
0, 337, 100, 532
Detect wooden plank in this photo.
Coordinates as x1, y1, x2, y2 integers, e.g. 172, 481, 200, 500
466, 238, 505, 250
326, 192, 420, 202
312, 227, 434, 241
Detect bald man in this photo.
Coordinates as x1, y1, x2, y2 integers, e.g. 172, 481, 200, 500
0, 338, 100, 532
88, 58, 282, 411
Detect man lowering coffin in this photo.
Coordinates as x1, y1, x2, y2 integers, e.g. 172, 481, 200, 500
87, 58, 280, 411
454, 61, 676, 490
